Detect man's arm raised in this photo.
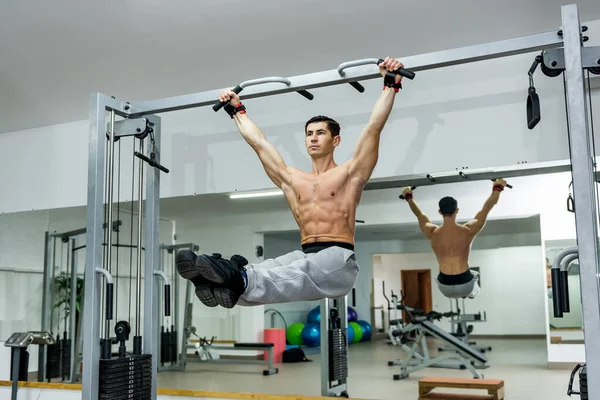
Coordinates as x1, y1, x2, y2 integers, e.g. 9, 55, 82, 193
464, 179, 507, 235
348, 57, 404, 183
219, 89, 291, 189
401, 187, 437, 238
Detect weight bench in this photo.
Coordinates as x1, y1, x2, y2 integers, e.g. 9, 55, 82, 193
418, 376, 505, 400
188, 338, 279, 375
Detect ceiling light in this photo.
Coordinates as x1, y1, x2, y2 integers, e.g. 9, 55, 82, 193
229, 190, 284, 199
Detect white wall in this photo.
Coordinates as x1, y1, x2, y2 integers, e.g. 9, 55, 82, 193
1, 19, 599, 215
0, 169, 589, 371
376, 245, 546, 336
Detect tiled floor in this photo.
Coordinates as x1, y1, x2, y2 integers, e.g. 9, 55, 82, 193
157, 337, 579, 399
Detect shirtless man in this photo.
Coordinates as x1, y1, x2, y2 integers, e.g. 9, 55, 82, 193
175, 57, 406, 308
400, 179, 508, 299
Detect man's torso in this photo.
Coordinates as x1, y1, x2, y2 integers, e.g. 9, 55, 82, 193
283, 162, 364, 245
429, 224, 475, 275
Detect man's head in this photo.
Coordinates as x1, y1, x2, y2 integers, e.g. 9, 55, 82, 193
438, 196, 458, 217
304, 116, 341, 158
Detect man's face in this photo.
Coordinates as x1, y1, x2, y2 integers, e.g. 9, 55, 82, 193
305, 122, 339, 157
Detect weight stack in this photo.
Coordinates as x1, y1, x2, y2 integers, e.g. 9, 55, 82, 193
61, 339, 71, 380
46, 342, 61, 380
99, 354, 152, 399
170, 330, 178, 365
580, 364, 588, 400
328, 328, 348, 382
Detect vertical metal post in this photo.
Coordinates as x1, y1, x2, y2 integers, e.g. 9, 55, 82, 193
156, 246, 163, 367
135, 138, 145, 338
144, 114, 162, 400
320, 298, 330, 397
82, 93, 107, 400
172, 248, 180, 367
561, 4, 600, 398
69, 238, 78, 382
39, 231, 54, 382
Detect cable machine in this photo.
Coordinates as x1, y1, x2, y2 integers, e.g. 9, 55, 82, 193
82, 5, 600, 399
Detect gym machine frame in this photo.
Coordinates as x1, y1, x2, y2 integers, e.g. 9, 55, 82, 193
83, 4, 600, 399
156, 242, 199, 372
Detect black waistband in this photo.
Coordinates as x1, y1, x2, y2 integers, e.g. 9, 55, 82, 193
301, 241, 355, 254
437, 269, 474, 285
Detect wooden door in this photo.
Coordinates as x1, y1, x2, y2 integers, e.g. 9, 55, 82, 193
400, 269, 432, 322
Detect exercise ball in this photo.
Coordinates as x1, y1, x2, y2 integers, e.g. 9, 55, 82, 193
301, 323, 321, 347
349, 322, 363, 343
347, 325, 355, 344
287, 323, 305, 345
307, 306, 321, 324
357, 320, 372, 341
347, 307, 358, 322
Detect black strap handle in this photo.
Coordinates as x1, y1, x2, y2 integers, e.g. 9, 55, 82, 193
399, 186, 417, 200
213, 85, 243, 112
490, 179, 513, 189
164, 284, 171, 317
377, 58, 416, 80
106, 282, 114, 321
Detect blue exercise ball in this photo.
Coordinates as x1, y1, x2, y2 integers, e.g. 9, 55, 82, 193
307, 306, 321, 324
347, 325, 355, 344
357, 320, 372, 341
347, 307, 358, 322
301, 323, 321, 347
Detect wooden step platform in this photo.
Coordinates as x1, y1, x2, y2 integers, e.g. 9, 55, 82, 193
419, 377, 504, 400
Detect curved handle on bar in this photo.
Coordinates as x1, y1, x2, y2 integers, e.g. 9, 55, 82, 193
489, 179, 513, 189
154, 271, 171, 317
559, 253, 578, 313
337, 58, 416, 80
550, 246, 578, 317
399, 185, 417, 200
213, 76, 313, 112
95, 267, 115, 321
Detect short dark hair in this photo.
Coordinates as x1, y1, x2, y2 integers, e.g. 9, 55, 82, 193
305, 115, 340, 137
439, 196, 458, 216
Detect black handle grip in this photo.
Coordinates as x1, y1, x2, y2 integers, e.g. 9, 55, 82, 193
567, 195, 575, 212
297, 90, 314, 100
106, 282, 114, 321
349, 82, 365, 93
377, 59, 416, 80
352, 287, 356, 307
551, 268, 563, 318
560, 270, 570, 313
213, 85, 244, 112
399, 185, 417, 200
164, 284, 171, 317
490, 179, 513, 189
134, 152, 170, 174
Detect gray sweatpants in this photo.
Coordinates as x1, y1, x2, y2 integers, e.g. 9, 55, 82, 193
436, 270, 480, 299
237, 246, 359, 306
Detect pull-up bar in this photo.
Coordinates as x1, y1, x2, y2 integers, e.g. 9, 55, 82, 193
127, 29, 564, 117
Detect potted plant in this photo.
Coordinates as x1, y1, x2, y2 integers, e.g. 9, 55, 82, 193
53, 273, 84, 338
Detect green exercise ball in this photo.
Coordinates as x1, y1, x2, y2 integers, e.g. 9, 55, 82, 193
287, 323, 305, 345
349, 321, 362, 343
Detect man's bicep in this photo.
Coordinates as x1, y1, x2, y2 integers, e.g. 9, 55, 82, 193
255, 140, 290, 187
349, 125, 381, 181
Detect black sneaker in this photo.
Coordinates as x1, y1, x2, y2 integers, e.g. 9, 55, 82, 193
195, 253, 248, 309
175, 250, 218, 308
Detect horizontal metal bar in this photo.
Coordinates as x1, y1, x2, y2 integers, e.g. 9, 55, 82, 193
99, 94, 131, 117
50, 220, 122, 239
106, 118, 148, 138
128, 29, 563, 116
161, 243, 200, 252
364, 159, 572, 191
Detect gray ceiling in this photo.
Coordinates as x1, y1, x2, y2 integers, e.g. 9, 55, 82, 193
2, 0, 600, 134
